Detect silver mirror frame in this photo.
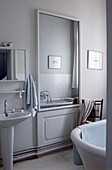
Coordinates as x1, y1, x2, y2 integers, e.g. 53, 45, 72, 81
36, 9, 80, 111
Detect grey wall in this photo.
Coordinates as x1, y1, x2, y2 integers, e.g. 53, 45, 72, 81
0, 1, 106, 111
39, 14, 75, 98
40, 14, 73, 74
40, 74, 73, 98
106, 0, 112, 168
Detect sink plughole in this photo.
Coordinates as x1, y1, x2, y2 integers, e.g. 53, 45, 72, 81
0, 111, 31, 128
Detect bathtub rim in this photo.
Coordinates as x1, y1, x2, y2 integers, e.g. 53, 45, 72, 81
71, 127, 106, 158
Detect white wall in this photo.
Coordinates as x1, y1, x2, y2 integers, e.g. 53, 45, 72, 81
0, 0, 106, 117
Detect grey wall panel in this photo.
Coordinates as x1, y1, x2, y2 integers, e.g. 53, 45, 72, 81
14, 117, 35, 152
37, 107, 80, 147
45, 113, 76, 140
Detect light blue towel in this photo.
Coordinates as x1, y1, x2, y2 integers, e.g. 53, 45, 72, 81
79, 119, 106, 148
24, 73, 38, 117
73, 119, 106, 166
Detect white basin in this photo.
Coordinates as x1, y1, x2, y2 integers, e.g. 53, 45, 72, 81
0, 111, 31, 128
0, 110, 31, 170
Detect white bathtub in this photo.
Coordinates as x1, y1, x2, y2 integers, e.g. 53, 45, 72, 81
71, 120, 106, 170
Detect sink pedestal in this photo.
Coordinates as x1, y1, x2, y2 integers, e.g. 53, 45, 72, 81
1, 126, 14, 170
0, 111, 31, 170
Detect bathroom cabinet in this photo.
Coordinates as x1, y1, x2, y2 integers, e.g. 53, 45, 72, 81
37, 105, 80, 154
0, 47, 26, 81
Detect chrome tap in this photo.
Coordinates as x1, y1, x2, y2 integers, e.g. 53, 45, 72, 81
40, 91, 46, 100
40, 91, 52, 102
4, 100, 8, 117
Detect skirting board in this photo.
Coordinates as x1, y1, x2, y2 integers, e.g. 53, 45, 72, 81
0, 140, 73, 166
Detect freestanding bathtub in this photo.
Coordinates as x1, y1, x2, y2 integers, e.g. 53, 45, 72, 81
71, 120, 106, 170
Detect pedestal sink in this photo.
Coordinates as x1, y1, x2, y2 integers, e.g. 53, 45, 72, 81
0, 111, 31, 170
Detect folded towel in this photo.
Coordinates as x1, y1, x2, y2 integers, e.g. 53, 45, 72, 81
24, 73, 38, 117
79, 119, 106, 148
79, 99, 94, 125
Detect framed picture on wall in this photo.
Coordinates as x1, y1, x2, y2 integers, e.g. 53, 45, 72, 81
87, 50, 103, 70
48, 55, 62, 69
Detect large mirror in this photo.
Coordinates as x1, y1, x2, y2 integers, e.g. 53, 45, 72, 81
37, 10, 80, 109
0, 49, 26, 80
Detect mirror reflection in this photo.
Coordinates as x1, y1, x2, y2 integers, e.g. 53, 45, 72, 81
39, 12, 80, 109
0, 49, 26, 80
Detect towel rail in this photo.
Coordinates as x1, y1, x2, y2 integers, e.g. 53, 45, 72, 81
0, 90, 25, 94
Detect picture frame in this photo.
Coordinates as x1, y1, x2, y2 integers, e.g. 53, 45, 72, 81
87, 50, 103, 70
48, 55, 62, 69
